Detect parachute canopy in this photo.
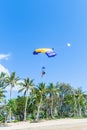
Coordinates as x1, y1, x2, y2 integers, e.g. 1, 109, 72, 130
33, 48, 56, 57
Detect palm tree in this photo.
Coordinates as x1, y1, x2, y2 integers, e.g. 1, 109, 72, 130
0, 88, 5, 100
74, 87, 86, 117
58, 83, 72, 117
6, 72, 20, 99
0, 72, 7, 88
5, 72, 20, 122
18, 77, 34, 121
71, 88, 78, 117
47, 83, 59, 118
0, 72, 7, 105
35, 82, 46, 121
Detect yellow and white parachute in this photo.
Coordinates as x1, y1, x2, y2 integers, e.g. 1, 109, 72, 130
33, 48, 56, 57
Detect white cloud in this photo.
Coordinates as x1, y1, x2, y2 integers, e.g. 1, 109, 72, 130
0, 54, 10, 60
0, 64, 9, 75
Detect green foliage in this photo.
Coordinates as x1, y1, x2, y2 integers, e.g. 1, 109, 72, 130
13, 120, 19, 123
0, 114, 4, 122
0, 70, 87, 122
15, 96, 25, 121
7, 99, 17, 113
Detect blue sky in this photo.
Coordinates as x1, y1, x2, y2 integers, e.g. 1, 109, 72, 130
0, 0, 87, 99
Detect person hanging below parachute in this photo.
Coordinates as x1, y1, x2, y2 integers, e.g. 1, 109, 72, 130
41, 67, 46, 77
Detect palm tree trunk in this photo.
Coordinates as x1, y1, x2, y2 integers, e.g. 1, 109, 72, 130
36, 96, 42, 121
73, 90, 77, 117
8, 87, 12, 122
78, 101, 82, 117
24, 95, 28, 121
50, 95, 54, 118
74, 94, 77, 117
10, 87, 12, 100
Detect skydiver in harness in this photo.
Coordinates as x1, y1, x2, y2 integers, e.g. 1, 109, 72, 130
41, 67, 46, 77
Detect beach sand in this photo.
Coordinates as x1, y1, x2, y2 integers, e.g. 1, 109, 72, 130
0, 119, 87, 130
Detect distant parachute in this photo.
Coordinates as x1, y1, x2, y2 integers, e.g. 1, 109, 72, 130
33, 48, 57, 57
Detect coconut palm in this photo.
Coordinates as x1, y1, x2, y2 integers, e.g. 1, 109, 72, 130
0, 72, 7, 105
71, 88, 78, 117
0, 72, 7, 88
47, 82, 59, 118
58, 83, 72, 117
35, 82, 47, 121
18, 77, 34, 121
0, 88, 5, 100
5, 72, 20, 122
74, 87, 86, 117
6, 72, 20, 99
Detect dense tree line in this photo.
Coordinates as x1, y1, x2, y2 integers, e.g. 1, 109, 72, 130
0, 72, 87, 123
